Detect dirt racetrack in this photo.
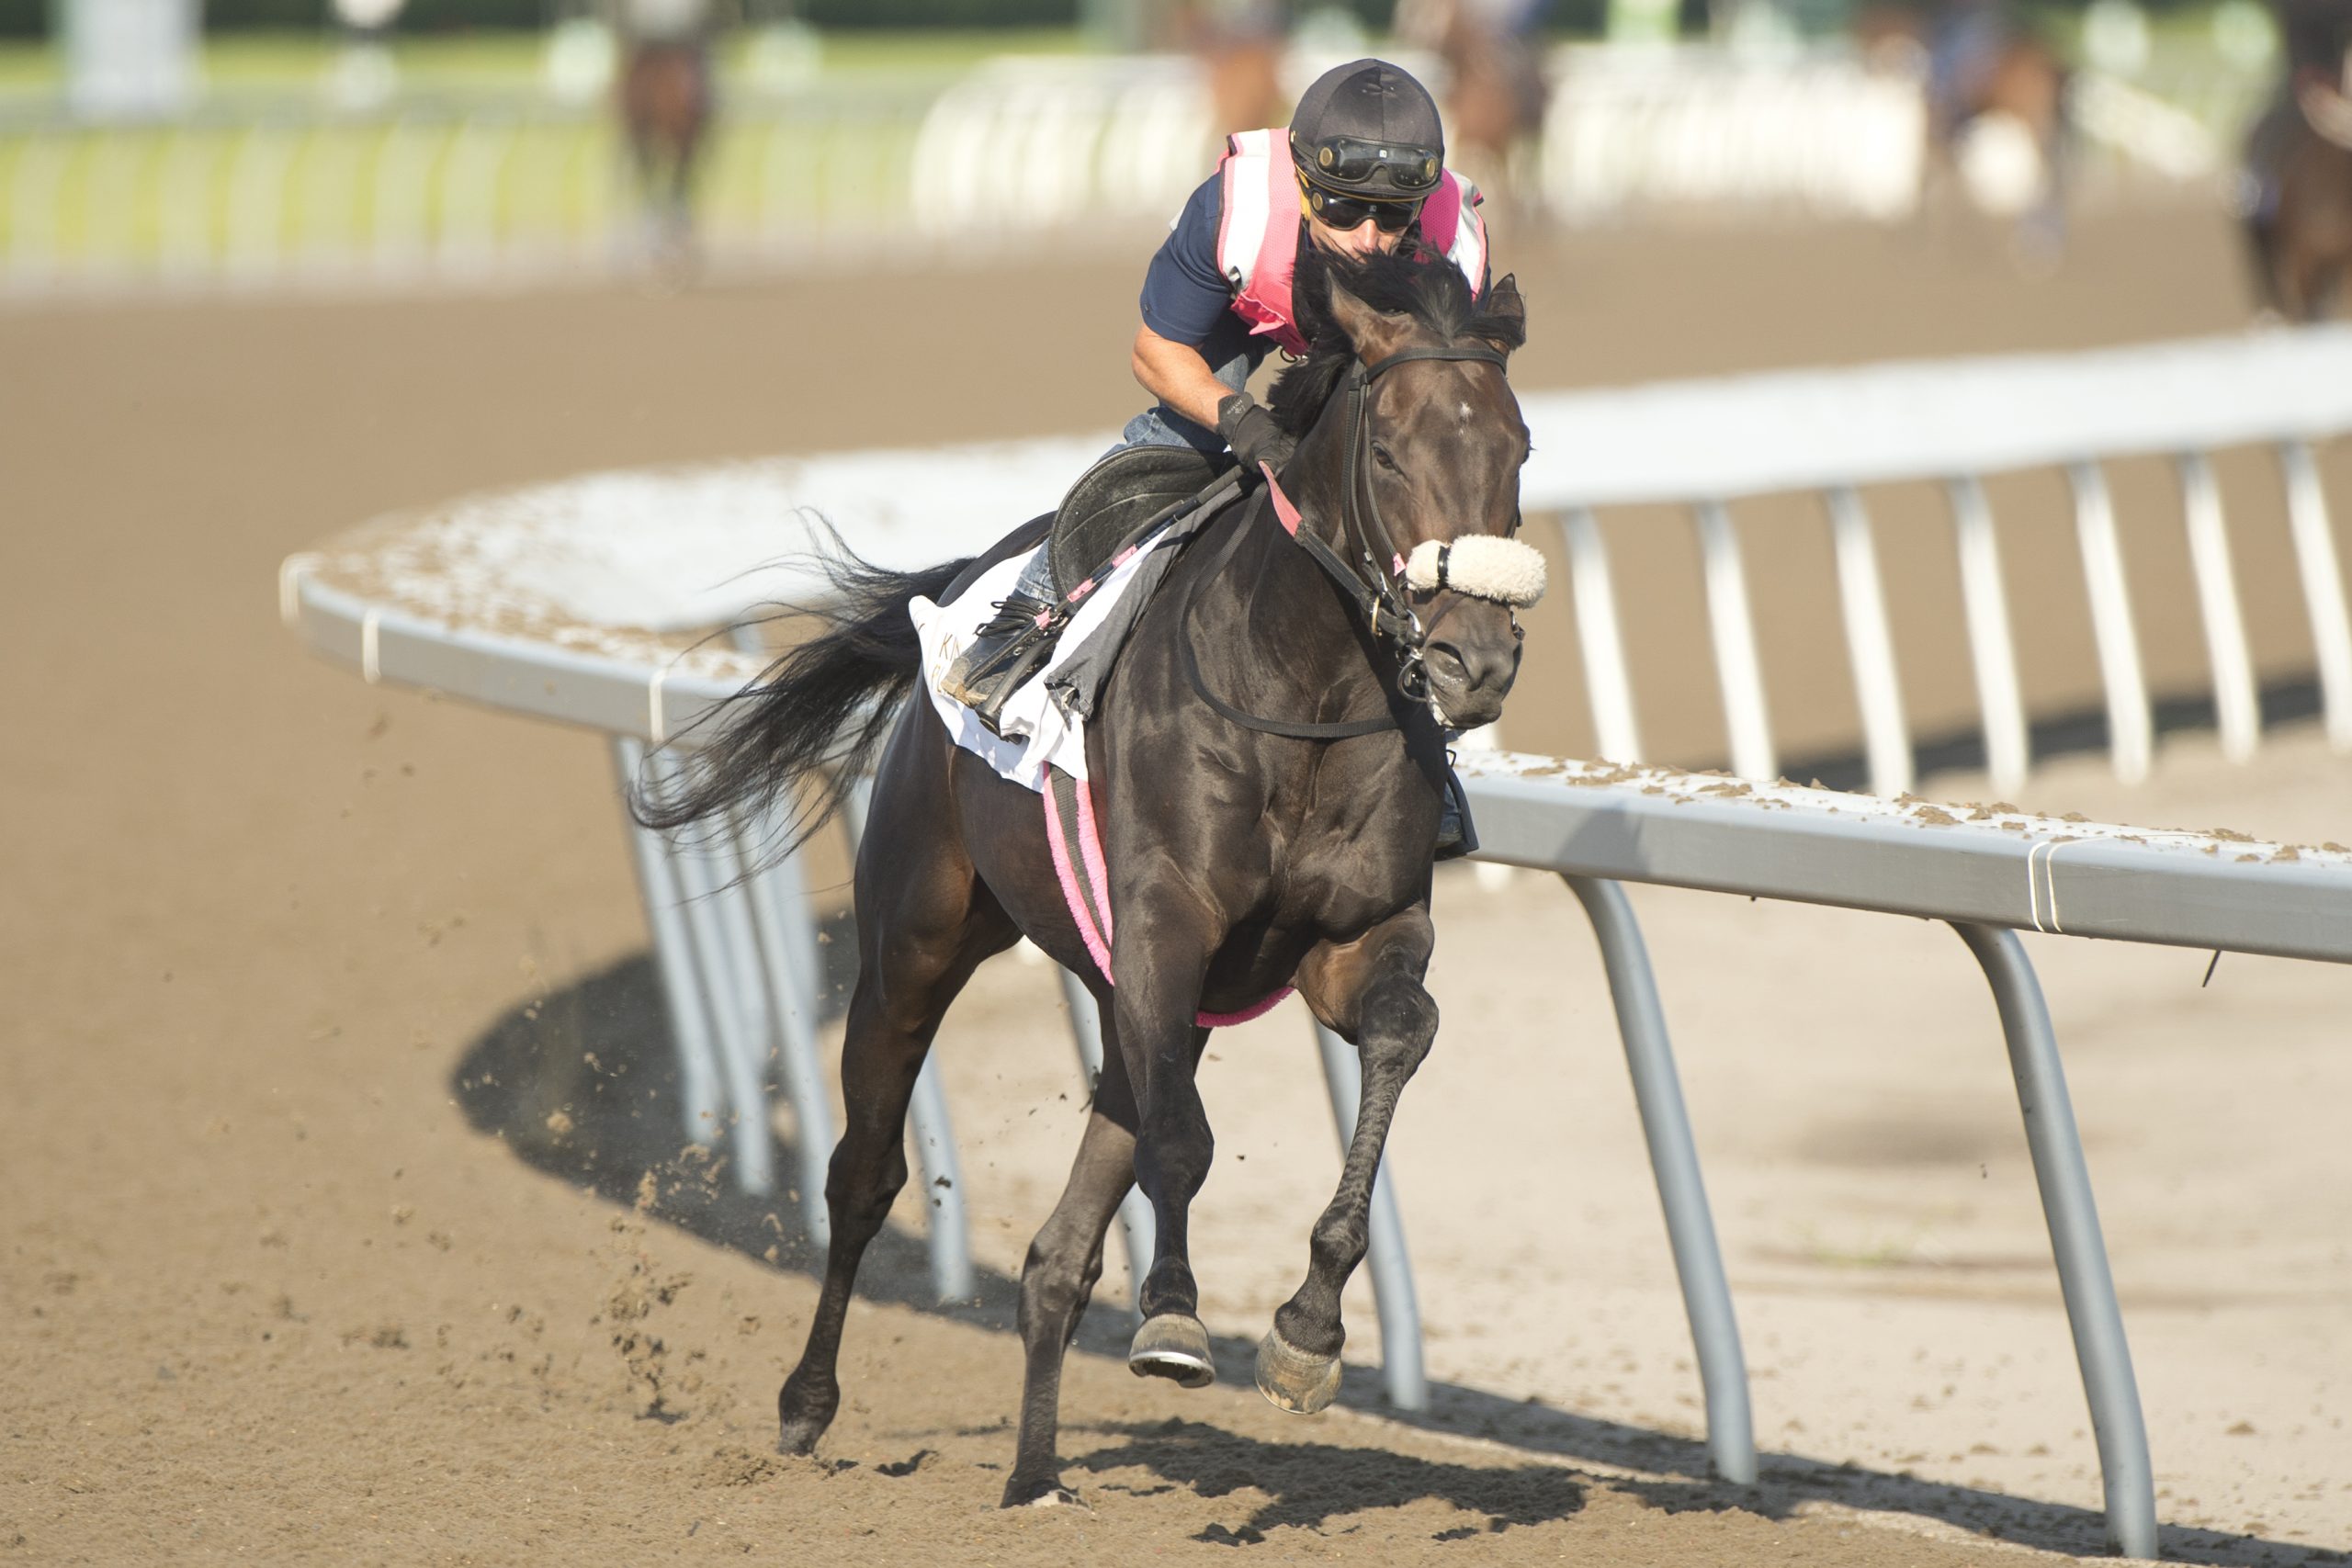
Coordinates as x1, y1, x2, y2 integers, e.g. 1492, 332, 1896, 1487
6, 200, 2350, 1566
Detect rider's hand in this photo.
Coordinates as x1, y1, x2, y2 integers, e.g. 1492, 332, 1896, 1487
1217, 391, 1299, 476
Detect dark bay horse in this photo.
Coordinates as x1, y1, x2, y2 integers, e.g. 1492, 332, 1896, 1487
637, 247, 1532, 1506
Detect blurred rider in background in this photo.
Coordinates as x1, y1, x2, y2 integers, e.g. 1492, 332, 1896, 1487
940, 57, 1492, 712
613, 0, 717, 268
2243, 0, 2352, 230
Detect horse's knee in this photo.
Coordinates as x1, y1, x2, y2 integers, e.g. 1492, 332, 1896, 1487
1134, 1099, 1214, 1198
823, 1139, 909, 1235
1361, 976, 1438, 1075
1017, 1233, 1100, 1337
1307, 1209, 1371, 1279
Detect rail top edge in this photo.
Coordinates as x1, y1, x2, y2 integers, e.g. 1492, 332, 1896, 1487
1456, 751, 2352, 963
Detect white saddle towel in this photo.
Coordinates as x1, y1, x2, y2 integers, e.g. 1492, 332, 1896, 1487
908, 539, 1155, 791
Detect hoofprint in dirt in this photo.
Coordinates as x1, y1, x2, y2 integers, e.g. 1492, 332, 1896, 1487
4, 203, 2346, 1566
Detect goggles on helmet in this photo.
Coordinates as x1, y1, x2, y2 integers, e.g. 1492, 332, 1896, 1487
1299, 175, 1424, 233
1292, 132, 1444, 197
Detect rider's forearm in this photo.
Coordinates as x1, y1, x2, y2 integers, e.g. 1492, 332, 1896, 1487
1131, 323, 1237, 434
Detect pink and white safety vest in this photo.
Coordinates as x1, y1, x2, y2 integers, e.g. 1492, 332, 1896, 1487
1214, 127, 1489, 359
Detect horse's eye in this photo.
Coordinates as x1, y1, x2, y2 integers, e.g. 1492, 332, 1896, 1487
1372, 443, 1401, 473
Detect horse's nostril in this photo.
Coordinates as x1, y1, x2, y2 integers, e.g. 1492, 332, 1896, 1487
1425, 644, 1469, 682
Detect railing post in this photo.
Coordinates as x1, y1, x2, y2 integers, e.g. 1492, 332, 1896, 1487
907, 1055, 975, 1304
1558, 507, 1644, 764
1946, 475, 2030, 794
1825, 485, 1913, 796
610, 739, 728, 1147
2066, 461, 2153, 785
1693, 500, 1776, 783
1563, 874, 1756, 1483
729, 828, 834, 1243
661, 801, 779, 1195
1950, 922, 2156, 1559
2278, 440, 2352, 750
2175, 452, 2260, 763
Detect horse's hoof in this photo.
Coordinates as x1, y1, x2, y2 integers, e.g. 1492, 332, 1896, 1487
1254, 1326, 1341, 1415
776, 1419, 824, 1457
1001, 1475, 1087, 1509
1128, 1314, 1216, 1388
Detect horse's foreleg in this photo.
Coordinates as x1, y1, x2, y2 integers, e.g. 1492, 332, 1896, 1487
1109, 899, 1219, 1387
1261, 908, 1440, 1415
1003, 998, 1140, 1507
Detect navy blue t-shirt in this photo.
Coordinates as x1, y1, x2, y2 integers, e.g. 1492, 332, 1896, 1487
1137, 173, 1281, 382
1137, 169, 1488, 379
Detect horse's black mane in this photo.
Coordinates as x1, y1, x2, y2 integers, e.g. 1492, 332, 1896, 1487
1266, 243, 1524, 434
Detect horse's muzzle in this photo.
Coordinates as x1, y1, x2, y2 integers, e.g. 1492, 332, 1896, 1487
1422, 627, 1520, 729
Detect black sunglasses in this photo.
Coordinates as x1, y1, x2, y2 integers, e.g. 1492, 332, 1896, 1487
1302, 180, 1423, 233
1295, 134, 1444, 194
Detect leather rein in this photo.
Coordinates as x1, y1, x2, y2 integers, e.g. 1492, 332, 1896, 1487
1181, 342, 1512, 740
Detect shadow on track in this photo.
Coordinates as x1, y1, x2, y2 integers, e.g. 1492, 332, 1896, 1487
1068, 1417, 1588, 1542
449, 946, 2334, 1566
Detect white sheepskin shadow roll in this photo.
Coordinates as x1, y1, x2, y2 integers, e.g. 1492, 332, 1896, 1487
1403, 536, 1547, 607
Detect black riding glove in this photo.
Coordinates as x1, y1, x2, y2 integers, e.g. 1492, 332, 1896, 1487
1216, 391, 1298, 476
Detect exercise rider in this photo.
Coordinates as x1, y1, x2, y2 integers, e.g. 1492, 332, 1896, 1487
939, 57, 1493, 720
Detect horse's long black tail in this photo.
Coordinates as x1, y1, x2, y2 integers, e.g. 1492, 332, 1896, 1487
628, 537, 973, 855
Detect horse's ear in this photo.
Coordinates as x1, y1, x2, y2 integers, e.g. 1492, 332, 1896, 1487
1476, 273, 1526, 354
1327, 276, 1414, 359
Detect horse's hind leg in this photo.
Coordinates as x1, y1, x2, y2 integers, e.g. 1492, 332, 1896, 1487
1259, 908, 1439, 1415
775, 773, 1015, 1454
1002, 992, 1141, 1508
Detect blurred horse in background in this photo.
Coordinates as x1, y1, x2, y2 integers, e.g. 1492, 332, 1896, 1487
615, 0, 715, 271
1860, 0, 2071, 267
1395, 0, 1553, 226
2243, 39, 2352, 320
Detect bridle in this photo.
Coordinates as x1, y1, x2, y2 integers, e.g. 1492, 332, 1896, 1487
1182, 341, 1514, 740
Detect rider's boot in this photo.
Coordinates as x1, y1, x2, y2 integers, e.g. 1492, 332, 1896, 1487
936, 589, 1060, 739
1433, 767, 1477, 862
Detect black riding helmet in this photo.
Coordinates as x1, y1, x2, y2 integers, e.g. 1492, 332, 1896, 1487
1288, 59, 1446, 204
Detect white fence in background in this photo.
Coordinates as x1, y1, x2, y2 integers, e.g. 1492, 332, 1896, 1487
1538, 47, 1925, 222
1521, 327, 2352, 792
278, 330, 2352, 1562
0, 41, 2256, 295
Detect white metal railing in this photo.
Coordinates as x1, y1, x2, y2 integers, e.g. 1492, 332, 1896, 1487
1514, 328, 2352, 793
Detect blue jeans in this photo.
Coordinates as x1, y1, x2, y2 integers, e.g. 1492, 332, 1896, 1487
1012, 356, 1250, 600
1114, 401, 1227, 460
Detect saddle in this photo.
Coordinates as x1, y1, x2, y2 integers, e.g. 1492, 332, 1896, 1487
1049, 445, 1237, 597
944, 444, 1241, 735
